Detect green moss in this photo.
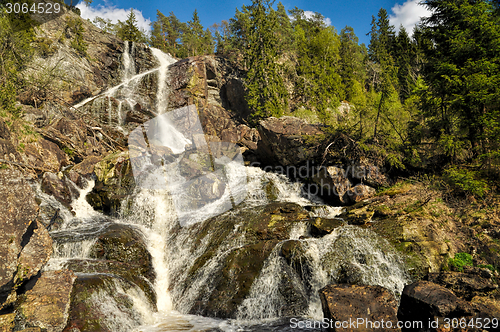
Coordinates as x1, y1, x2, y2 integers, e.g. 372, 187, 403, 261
448, 252, 473, 272
62, 146, 74, 157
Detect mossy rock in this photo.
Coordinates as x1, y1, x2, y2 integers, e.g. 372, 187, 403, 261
64, 274, 146, 332
89, 224, 155, 283
63, 259, 156, 309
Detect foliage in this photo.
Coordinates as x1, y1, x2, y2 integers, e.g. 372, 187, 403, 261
0, 8, 34, 118
448, 252, 473, 272
67, 18, 87, 54
242, 0, 288, 123
116, 9, 148, 43
443, 167, 489, 197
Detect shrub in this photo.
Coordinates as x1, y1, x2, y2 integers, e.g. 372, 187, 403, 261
443, 167, 489, 198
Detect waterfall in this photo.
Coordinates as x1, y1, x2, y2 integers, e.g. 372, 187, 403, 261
42, 45, 410, 331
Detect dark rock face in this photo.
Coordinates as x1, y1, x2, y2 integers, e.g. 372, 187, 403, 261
41, 172, 77, 209
0, 169, 52, 309
89, 223, 155, 283
397, 280, 500, 331
312, 166, 352, 205
63, 273, 149, 332
398, 281, 473, 321
173, 202, 310, 319
16, 270, 76, 332
319, 284, 400, 332
257, 116, 326, 166
86, 151, 135, 216
427, 271, 498, 301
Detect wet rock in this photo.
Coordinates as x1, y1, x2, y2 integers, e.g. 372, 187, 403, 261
280, 240, 315, 291
312, 166, 352, 205
16, 270, 76, 332
319, 284, 400, 332
89, 223, 155, 283
62, 258, 156, 308
63, 273, 150, 332
174, 202, 310, 318
41, 172, 76, 209
257, 116, 327, 166
308, 217, 344, 237
87, 151, 135, 216
0, 169, 51, 309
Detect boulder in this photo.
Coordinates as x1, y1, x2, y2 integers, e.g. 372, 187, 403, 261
351, 162, 388, 188
312, 166, 352, 205
257, 116, 327, 166
308, 217, 344, 237
0, 169, 52, 309
397, 281, 474, 328
16, 270, 76, 332
41, 172, 76, 209
62, 258, 156, 309
319, 284, 400, 332
88, 223, 155, 283
63, 273, 151, 332
345, 184, 376, 204
72, 155, 103, 177
23, 138, 69, 172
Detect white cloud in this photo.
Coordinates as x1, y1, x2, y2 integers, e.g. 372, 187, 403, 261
289, 10, 332, 26
76, 3, 151, 32
303, 11, 332, 26
389, 0, 432, 36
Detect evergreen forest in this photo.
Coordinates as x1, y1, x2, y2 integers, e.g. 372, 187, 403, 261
1, 0, 500, 198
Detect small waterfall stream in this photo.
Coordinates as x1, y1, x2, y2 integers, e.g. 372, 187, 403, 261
38, 44, 410, 331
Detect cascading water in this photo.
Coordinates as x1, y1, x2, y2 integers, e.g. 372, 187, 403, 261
41, 45, 411, 331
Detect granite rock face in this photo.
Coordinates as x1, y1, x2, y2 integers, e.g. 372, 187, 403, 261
16, 270, 76, 332
0, 169, 53, 310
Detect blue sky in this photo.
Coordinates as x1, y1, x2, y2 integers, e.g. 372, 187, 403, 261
77, 0, 431, 45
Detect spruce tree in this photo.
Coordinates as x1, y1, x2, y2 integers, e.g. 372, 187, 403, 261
244, 0, 288, 122
117, 9, 144, 43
